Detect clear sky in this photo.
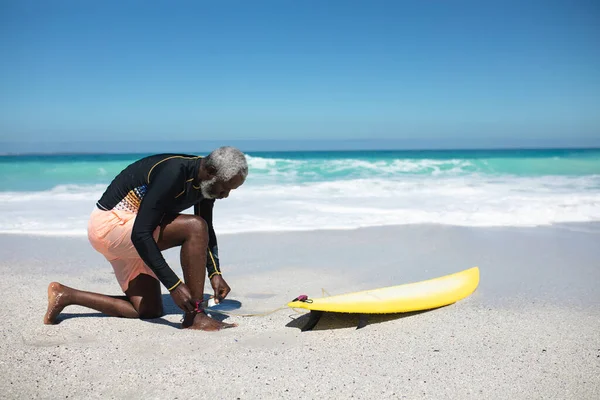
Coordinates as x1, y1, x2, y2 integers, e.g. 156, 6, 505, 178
1, 0, 599, 151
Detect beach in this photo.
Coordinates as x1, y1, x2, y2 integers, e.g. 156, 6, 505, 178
1, 223, 599, 399
4, 0, 600, 397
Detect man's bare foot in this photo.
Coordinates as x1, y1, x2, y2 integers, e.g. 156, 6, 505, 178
44, 282, 71, 324
182, 311, 237, 331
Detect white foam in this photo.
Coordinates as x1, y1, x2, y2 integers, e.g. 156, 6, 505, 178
0, 184, 106, 202
210, 175, 600, 233
1, 176, 599, 236
245, 156, 478, 182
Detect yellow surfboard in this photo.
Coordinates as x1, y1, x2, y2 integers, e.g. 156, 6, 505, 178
288, 266, 479, 315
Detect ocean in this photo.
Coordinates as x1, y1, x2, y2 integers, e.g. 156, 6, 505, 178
1, 148, 599, 235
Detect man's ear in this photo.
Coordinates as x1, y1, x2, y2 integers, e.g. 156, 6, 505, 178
206, 165, 218, 177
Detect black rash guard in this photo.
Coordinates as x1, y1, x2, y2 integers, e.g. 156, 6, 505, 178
96, 154, 222, 291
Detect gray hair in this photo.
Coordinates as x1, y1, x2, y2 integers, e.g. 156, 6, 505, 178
205, 146, 248, 180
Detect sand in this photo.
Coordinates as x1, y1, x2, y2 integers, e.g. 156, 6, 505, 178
1, 223, 599, 399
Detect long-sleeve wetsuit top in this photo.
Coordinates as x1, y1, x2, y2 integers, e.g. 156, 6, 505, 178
96, 154, 222, 291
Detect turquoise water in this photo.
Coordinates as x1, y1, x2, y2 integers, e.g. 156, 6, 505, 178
1, 148, 599, 191
1, 148, 599, 234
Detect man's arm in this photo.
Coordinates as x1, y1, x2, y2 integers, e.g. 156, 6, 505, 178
195, 199, 221, 279
131, 167, 183, 291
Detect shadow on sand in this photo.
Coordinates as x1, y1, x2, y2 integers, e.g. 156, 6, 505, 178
57, 294, 235, 329
285, 307, 445, 331
55, 296, 444, 331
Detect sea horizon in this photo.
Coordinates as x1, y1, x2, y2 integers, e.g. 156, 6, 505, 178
3, 146, 600, 155
2, 137, 600, 156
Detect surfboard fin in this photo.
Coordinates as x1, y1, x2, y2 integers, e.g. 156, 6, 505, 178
301, 310, 323, 331
357, 314, 369, 329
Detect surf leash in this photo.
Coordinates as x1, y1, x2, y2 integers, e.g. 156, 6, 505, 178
202, 289, 330, 318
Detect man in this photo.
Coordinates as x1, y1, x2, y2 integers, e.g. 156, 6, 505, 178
43, 146, 248, 331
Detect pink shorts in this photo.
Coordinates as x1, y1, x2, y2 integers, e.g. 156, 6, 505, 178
87, 207, 160, 292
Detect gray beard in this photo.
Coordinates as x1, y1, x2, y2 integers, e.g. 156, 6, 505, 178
200, 177, 217, 199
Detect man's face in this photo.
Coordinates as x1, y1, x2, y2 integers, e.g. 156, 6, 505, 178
201, 173, 245, 200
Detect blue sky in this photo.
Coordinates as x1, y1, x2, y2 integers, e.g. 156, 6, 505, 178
1, 0, 599, 151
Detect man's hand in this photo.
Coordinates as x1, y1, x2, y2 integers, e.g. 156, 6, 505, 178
170, 282, 196, 312
210, 275, 231, 304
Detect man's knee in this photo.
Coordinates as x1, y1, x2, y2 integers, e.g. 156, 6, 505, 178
126, 274, 163, 319
185, 215, 208, 239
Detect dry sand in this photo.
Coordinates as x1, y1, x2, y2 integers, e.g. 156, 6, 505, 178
1, 224, 599, 399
